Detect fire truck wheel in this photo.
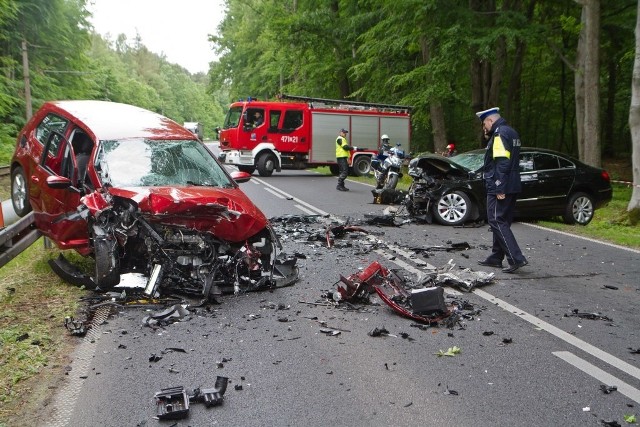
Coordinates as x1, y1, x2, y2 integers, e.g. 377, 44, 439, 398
257, 153, 277, 177
238, 165, 256, 175
329, 165, 340, 175
350, 156, 371, 177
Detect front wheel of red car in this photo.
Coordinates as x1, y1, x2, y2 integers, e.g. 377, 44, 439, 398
11, 166, 32, 217
563, 192, 594, 225
433, 191, 472, 226
94, 237, 120, 290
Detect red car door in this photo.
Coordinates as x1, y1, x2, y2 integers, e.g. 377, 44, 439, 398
31, 130, 88, 250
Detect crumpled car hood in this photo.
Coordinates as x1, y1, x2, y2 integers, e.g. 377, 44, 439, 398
409, 154, 471, 178
108, 186, 268, 242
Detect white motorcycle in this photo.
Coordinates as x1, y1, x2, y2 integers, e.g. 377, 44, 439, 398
373, 144, 405, 190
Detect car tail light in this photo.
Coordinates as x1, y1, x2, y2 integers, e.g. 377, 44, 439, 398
601, 170, 610, 182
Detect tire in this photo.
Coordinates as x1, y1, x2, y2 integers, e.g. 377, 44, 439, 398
238, 165, 256, 174
94, 237, 120, 290
329, 164, 340, 176
562, 192, 594, 225
257, 153, 277, 177
11, 166, 32, 217
351, 156, 371, 177
384, 174, 399, 190
433, 191, 472, 226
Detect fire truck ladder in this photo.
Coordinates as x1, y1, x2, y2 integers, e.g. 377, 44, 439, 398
277, 94, 412, 114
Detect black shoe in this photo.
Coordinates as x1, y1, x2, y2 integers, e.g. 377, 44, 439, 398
337, 186, 349, 191
502, 260, 528, 273
477, 260, 503, 268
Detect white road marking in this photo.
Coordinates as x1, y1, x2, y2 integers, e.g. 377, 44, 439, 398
553, 351, 640, 404
254, 177, 330, 216
294, 204, 318, 215
475, 288, 640, 381
264, 187, 286, 199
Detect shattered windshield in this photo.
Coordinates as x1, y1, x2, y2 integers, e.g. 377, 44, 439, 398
223, 106, 243, 129
449, 151, 484, 171
98, 139, 233, 188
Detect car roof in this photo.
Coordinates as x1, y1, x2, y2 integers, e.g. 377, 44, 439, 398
45, 100, 195, 141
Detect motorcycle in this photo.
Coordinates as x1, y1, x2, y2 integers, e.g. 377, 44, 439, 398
372, 144, 405, 190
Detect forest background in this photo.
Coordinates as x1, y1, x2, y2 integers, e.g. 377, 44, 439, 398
0, 0, 638, 207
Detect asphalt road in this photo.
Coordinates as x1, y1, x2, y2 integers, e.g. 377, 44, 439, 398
43, 163, 640, 427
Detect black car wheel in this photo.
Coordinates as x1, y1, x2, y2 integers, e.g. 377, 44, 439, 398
563, 192, 594, 225
11, 166, 32, 217
94, 237, 120, 290
257, 153, 277, 177
433, 191, 472, 226
350, 156, 371, 177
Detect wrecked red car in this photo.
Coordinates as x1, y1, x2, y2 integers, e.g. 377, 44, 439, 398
11, 100, 294, 298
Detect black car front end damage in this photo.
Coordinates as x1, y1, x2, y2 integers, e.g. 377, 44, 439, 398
50, 193, 298, 300
403, 154, 483, 225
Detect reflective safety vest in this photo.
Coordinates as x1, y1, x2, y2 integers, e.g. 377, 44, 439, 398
336, 136, 351, 158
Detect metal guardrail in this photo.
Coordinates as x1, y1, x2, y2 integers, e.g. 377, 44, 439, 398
0, 212, 42, 269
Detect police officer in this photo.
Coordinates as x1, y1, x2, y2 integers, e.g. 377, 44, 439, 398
335, 128, 355, 191
476, 107, 528, 273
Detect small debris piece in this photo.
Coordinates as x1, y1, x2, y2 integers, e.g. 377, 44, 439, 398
599, 384, 617, 394
234, 384, 243, 391
403, 402, 413, 407
16, 333, 30, 342
443, 386, 459, 396
603, 285, 619, 290
566, 309, 612, 321
368, 327, 390, 337
502, 338, 513, 344
154, 386, 190, 420
64, 317, 87, 337
628, 347, 640, 354
191, 376, 228, 407
149, 354, 162, 363
319, 328, 341, 336
435, 346, 461, 357
482, 331, 494, 336
600, 420, 621, 427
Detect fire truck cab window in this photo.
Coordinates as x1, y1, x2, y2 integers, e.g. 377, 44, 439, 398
282, 110, 303, 132
268, 110, 282, 132
244, 109, 265, 130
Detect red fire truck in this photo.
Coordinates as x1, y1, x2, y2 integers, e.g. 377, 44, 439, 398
217, 94, 411, 177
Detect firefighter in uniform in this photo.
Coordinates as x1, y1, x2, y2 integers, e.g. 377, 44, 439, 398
476, 107, 528, 273
335, 128, 355, 191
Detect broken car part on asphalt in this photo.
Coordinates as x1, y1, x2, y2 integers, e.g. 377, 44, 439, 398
154, 376, 229, 420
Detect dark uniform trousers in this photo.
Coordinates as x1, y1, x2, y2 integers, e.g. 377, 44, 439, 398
485, 193, 526, 265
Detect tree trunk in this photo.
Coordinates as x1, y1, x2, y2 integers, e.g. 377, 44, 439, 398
628, 0, 640, 224
420, 36, 447, 152
575, 0, 601, 167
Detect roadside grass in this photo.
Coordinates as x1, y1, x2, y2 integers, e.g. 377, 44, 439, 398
0, 241, 87, 425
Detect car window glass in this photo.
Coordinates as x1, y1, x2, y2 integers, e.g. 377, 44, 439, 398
42, 131, 68, 175
100, 139, 233, 188
558, 157, 574, 169
533, 153, 560, 171
519, 153, 535, 172
36, 114, 69, 145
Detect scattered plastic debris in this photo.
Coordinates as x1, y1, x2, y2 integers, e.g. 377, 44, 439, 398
566, 309, 612, 321
599, 384, 617, 394
153, 377, 229, 420
435, 346, 461, 357
64, 316, 87, 337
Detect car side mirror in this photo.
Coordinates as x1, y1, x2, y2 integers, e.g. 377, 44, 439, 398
46, 175, 81, 193
230, 170, 251, 183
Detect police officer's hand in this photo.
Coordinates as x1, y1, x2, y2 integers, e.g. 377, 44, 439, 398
497, 193, 506, 200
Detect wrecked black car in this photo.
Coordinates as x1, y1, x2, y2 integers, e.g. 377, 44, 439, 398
404, 148, 612, 226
